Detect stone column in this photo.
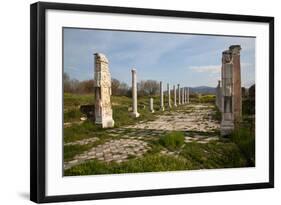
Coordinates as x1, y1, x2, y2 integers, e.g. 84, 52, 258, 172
220, 45, 242, 136
181, 88, 184, 104
94, 53, 114, 128
178, 84, 181, 105
173, 85, 177, 107
150, 98, 154, 113
216, 80, 222, 111
184, 88, 186, 104
167, 83, 171, 108
160, 81, 165, 111
131, 69, 140, 118
187, 87, 190, 104
230, 45, 242, 122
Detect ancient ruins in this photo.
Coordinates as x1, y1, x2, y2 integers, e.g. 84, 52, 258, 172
131, 69, 140, 118
167, 83, 171, 108
173, 85, 177, 107
216, 80, 222, 111
160, 81, 165, 111
94, 53, 115, 128
186, 88, 189, 103
178, 84, 181, 105
65, 44, 249, 171
220, 45, 242, 136
150, 98, 155, 113
92, 45, 241, 136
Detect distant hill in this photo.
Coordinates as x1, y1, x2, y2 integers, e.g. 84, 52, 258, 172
189, 86, 216, 94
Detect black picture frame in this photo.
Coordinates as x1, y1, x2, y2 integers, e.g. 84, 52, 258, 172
30, 1, 274, 203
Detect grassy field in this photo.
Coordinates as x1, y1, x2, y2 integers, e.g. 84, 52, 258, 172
65, 129, 247, 176
63, 92, 255, 176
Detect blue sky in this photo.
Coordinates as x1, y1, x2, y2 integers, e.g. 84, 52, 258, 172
63, 28, 255, 88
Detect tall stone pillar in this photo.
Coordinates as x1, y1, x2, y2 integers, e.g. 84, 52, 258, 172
181, 88, 184, 104
131, 69, 140, 118
150, 98, 154, 113
160, 81, 165, 111
173, 85, 177, 107
187, 87, 190, 104
94, 53, 114, 128
178, 84, 181, 105
221, 45, 242, 136
184, 88, 186, 104
230, 45, 242, 122
167, 83, 171, 108
216, 80, 222, 111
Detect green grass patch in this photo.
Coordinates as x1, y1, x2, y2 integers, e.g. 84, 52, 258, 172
180, 141, 247, 169
64, 93, 94, 108
159, 131, 185, 150
64, 121, 106, 143
64, 144, 93, 162
65, 140, 249, 176
64, 108, 83, 122
230, 127, 255, 166
64, 154, 191, 176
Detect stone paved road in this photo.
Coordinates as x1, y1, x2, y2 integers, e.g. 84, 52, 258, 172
64, 103, 220, 170
126, 104, 219, 132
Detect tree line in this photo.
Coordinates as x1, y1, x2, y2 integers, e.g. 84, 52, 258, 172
64, 72, 160, 97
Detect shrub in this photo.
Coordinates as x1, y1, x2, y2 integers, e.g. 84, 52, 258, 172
200, 95, 216, 103
159, 131, 185, 150
212, 106, 221, 121
231, 127, 255, 166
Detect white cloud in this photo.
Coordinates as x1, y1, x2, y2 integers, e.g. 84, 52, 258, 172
189, 65, 221, 73
189, 62, 252, 74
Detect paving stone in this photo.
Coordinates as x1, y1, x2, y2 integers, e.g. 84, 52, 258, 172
68, 159, 78, 164
95, 152, 103, 157
66, 138, 149, 169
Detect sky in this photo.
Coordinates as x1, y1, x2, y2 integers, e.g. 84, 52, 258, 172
63, 28, 255, 88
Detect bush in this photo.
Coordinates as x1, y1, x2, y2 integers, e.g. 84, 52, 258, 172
159, 131, 185, 150
212, 106, 221, 121
199, 95, 216, 103
231, 127, 255, 166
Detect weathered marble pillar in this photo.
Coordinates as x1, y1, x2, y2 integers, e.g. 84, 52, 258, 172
167, 83, 171, 108
173, 85, 177, 107
181, 88, 184, 104
184, 88, 186, 104
187, 88, 189, 103
94, 53, 114, 128
216, 80, 222, 111
150, 98, 154, 113
160, 81, 165, 111
131, 69, 140, 118
230, 45, 242, 122
220, 45, 242, 136
178, 84, 181, 105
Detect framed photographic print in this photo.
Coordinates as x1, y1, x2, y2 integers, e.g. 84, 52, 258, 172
30, 1, 274, 203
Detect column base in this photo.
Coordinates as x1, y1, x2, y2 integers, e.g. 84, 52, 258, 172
221, 121, 234, 136
95, 118, 115, 128
131, 112, 140, 118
